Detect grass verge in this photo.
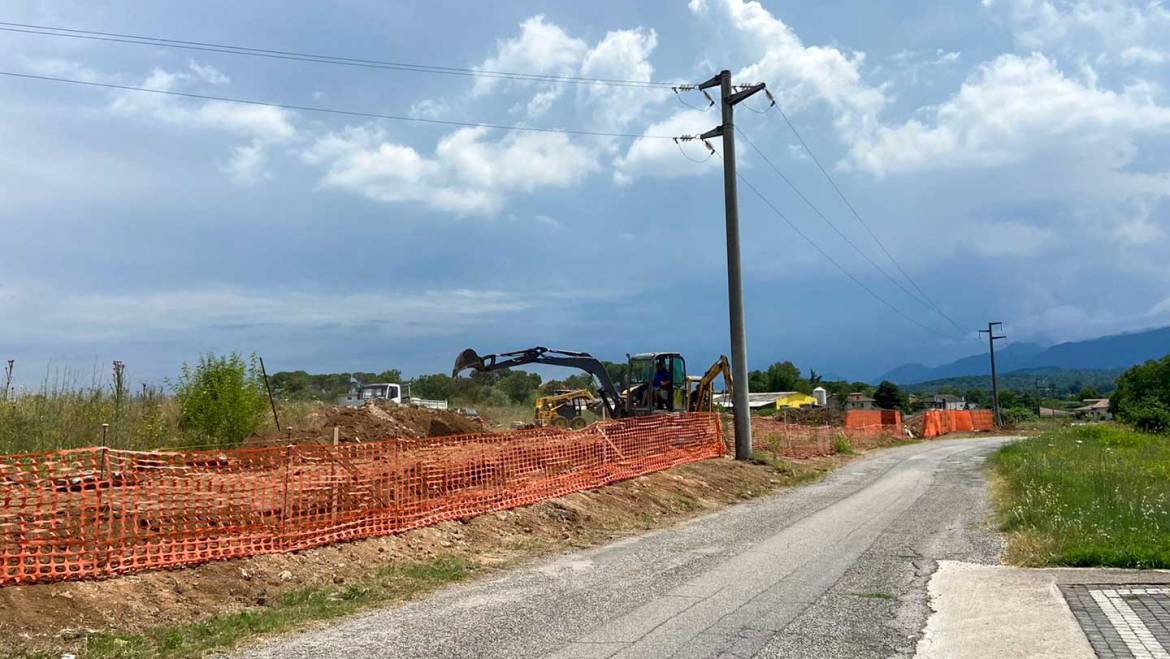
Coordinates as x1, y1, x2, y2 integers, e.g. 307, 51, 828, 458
991, 424, 1170, 568
42, 557, 472, 659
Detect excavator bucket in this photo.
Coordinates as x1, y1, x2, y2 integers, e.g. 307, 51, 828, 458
452, 348, 487, 376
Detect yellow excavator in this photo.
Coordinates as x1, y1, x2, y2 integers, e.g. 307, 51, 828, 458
687, 354, 733, 412
453, 347, 732, 419
534, 389, 597, 429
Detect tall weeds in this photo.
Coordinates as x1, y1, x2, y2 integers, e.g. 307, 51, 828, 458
0, 366, 324, 454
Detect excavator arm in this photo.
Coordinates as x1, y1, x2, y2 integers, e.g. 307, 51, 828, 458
689, 355, 732, 412
453, 347, 625, 419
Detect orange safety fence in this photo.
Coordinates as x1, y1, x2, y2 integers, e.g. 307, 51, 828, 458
919, 409, 995, 438
0, 413, 724, 586
751, 410, 904, 459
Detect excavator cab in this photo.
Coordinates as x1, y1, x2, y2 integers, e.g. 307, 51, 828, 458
626, 352, 686, 414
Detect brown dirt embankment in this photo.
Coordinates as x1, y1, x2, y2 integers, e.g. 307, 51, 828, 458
244, 402, 487, 447
0, 454, 845, 656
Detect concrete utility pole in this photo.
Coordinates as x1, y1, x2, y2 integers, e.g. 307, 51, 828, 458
979, 322, 1006, 427
698, 70, 766, 460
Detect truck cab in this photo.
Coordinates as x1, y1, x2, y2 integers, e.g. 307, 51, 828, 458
345, 382, 403, 406
625, 352, 687, 415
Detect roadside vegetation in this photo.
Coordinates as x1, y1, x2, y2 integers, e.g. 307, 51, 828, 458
0, 356, 320, 454
992, 423, 1170, 568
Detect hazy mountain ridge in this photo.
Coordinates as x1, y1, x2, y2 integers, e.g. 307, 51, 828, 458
876, 326, 1170, 385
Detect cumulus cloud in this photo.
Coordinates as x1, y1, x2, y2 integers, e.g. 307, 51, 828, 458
612, 110, 719, 184
304, 15, 660, 213
303, 124, 599, 215
1, 284, 532, 343
109, 64, 295, 184
846, 53, 1170, 176
984, 0, 1170, 66
616, 0, 885, 183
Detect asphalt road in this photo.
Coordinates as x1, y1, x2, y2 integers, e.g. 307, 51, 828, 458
239, 436, 1015, 659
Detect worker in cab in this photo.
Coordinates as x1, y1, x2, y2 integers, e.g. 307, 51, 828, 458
653, 360, 672, 410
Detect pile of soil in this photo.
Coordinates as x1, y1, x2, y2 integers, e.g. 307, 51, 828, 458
245, 403, 488, 447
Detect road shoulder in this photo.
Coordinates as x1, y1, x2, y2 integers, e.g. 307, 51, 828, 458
918, 561, 1170, 658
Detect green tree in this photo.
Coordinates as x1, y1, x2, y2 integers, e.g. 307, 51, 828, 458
409, 373, 453, 401
171, 352, 268, 447
873, 380, 907, 412
1111, 356, 1170, 432
1078, 386, 1101, 401
748, 361, 804, 392
497, 370, 542, 404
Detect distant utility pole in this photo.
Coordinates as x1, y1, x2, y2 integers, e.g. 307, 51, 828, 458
2, 360, 12, 402
1034, 377, 1043, 417
698, 70, 767, 461
979, 322, 1006, 426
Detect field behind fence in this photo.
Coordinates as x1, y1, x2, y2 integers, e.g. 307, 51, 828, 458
1, 413, 724, 586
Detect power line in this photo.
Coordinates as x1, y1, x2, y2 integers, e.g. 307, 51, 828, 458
735, 125, 941, 312
737, 168, 962, 340
770, 105, 969, 336
0, 21, 679, 90
699, 145, 962, 341
0, 70, 678, 140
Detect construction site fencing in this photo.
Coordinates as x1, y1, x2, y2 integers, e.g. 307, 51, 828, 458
0, 413, 724, 587
750, 410, 904, 459
918, 409, 995, 437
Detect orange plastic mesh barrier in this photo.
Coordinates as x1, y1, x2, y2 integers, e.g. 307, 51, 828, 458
751, 410, 904, 458
920, 410, 996, 438
0, 413, 723, 586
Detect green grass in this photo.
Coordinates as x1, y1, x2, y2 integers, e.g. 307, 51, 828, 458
65, 556, 472, 658
833, 434, 855, 455
992, 424, 1170, 568
0, 369, 324, 454
749, 451, 834, 487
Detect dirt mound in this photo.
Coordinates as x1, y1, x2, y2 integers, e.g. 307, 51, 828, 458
245, 403, 487, 447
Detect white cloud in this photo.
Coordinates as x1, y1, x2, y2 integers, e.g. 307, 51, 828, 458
107, 65, 295, 184
472, 15, 587, 98
187, 60, 229, 85
1111, 199, 1167, 246
612, 110, 720, 184
304, 124, 599, 215
985, 0, 1170, 65
0, 284, 532, 343
962, 220, 1053, 257
616, 0, 886, 184
847, 53, 1170, 176
109, 68, 295, 143
221, 140, 270, 186
706, 0, 886, 141
577, 27, 661, 133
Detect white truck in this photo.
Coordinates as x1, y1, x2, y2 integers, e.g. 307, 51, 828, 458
341, 382, 448, 410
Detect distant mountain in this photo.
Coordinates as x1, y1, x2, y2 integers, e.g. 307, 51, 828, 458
902, 367, 1126, 396
876, 325, 1170, 385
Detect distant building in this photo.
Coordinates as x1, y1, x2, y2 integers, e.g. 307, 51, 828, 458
774, 392, 818, 409
1074, 398, 1112, 421
714, 391, 820, 410
844, 392, 876, 410
926, 394, 968, 411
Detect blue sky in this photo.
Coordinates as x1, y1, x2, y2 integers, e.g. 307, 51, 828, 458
2, 0, 1169, 387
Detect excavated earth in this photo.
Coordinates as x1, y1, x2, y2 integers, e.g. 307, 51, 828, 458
243, 403, 488, 447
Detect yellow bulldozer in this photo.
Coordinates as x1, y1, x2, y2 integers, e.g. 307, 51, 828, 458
534, 389, 597, 429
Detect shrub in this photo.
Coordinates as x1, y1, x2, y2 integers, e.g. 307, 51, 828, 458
171, 353, 268, 447
833, 434, 854, 455
1111, 355, 1170, 432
